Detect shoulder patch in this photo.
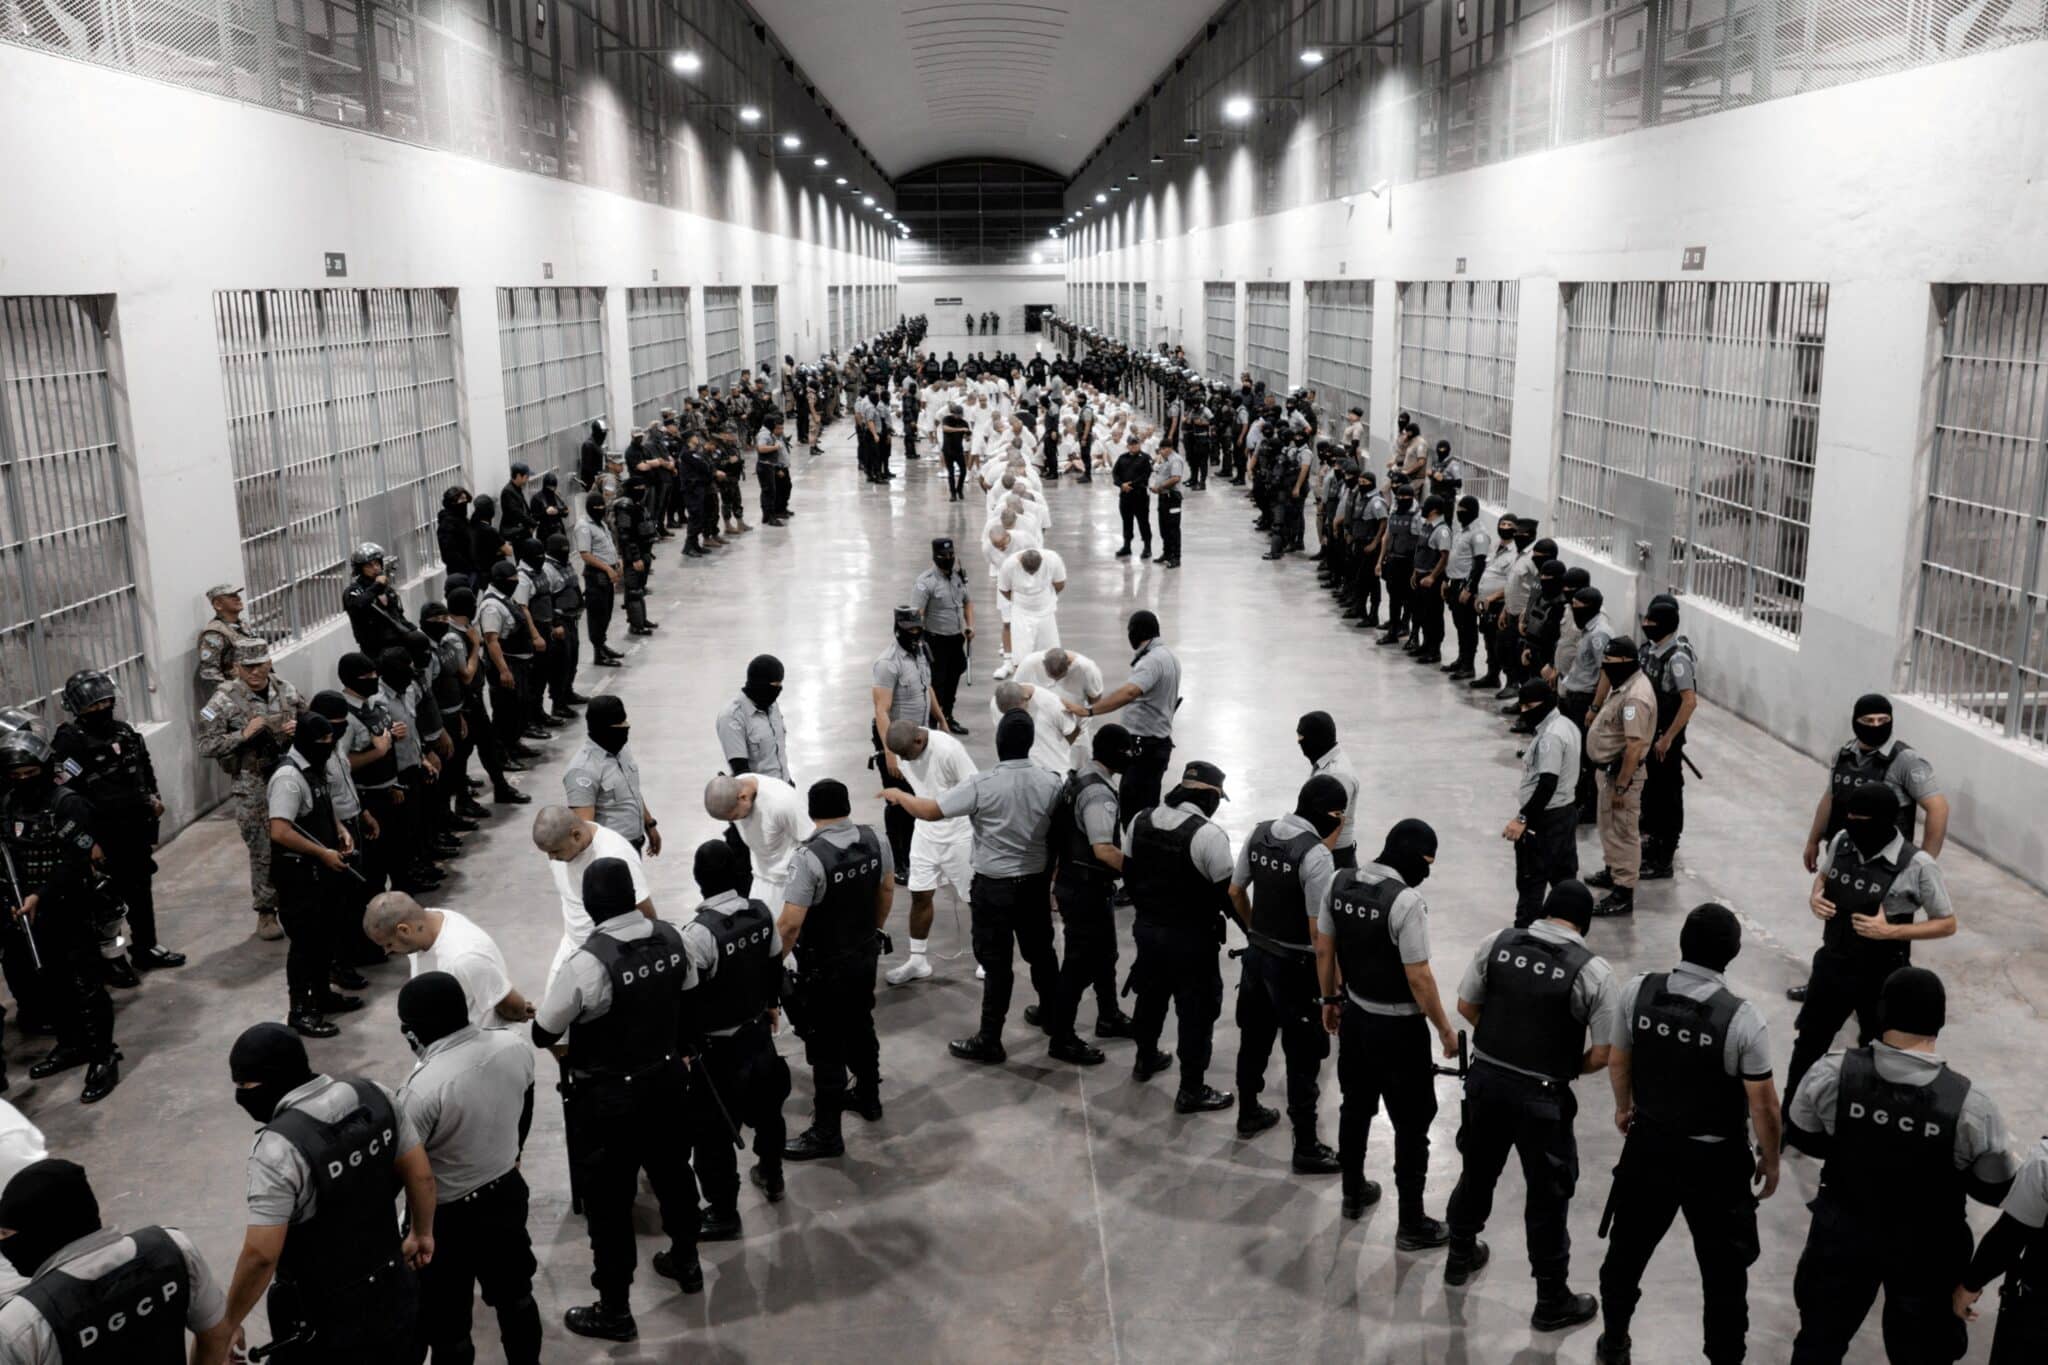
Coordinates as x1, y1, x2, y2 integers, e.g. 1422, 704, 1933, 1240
199, 706, 216, 721
1621, 704, 1639, 722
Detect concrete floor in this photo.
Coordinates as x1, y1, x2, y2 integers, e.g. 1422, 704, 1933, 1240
17, 350, 2046, 1361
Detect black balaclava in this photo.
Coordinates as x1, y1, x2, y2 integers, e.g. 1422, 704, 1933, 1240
996, 709, 1036, 761
583, 857, 636, 920
308, 690, 350, 726
1537, 558, 1568, 599
546, 532, 572, 565
488, 560, 520, 594
0, 1159, 100, 1277
78, 701, 117, 736
471, 494, 496, 525
1518, 678, 1557, 726
1532, 536, 1559, 566
1092, 724, 1133, 774
1680, 902, 1742, 973
230, 1022, 315, 1126
1563, 566, 1591, 597
1456, 496, 1480, 527
808, 779, 852, 820
1394, 484, 1415, 508
1543, 879, 1595, 932
1642, 593, 1681, 642
1513, 518, 1538, 548
894, 605, 924, 655
1881, 966, 1945, 1037
586, 695, 630, 755
1602, 636, 1640, 686
1570, 585, 1604, 629
291, 712, 337, 770
1297, 710, 1338, 763
1167, 783, 1222, 818
421, 604, 451, 641
744, 654, 785, 709
1852, 692, 1893, 750
1296, 774, 1349, 840
1127, 609, 1161, 654
1377, 818, 1439, 887
339, 650, 378, 697
1497, 514, 1518, 544
516, 538, 544, 570
376, 645, 414, 693
584, 491, 606, 519
1842, 782, 1899, 857
932, 536, 957, 574
446, 586, 476, 621
397, 971, 470, 1057
693, 839, 742, 898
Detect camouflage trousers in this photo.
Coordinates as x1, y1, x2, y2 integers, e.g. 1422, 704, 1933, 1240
231, 772, 276, 912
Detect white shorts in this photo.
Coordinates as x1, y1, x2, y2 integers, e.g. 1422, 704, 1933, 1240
752, 874, 787, 914
997, 596, 1013, 624
908, 827, 974, 897
1011, 610, 1059, 658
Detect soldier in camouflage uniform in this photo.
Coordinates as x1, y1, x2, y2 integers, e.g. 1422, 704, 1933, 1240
193, 583, 263, 700
195, 642, 305, 940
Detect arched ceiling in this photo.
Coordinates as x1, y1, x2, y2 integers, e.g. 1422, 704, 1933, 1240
747, 0, 1219, 179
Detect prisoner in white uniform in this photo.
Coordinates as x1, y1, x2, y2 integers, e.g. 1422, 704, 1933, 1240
992, 679, 1079, 773
539, 816, 654, 990
899, 725, 978, 902
999, 547, 1067, 660
705, 773, 809, 914
1014, 647, 1105, 767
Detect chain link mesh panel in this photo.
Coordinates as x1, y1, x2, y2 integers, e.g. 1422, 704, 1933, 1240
1305, 280, 1373, 432
0, 296, 152, 721
1398, 280, 1519, 508
1910, 285, 2048, 748
627, 287, 692, 426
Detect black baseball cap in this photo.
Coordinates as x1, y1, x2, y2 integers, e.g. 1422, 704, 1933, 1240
1180, 760, 1229, 798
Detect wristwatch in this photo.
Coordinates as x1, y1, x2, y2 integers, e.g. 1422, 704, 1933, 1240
1318, 994, 1344, 1006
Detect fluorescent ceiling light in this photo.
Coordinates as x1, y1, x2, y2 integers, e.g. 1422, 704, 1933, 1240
835, 176, 847, 185
863, 195, 876, 206
1223, 95, 1253, 120
1095, 192, 1107, 203
813, 156, 827, 167
1300, 49, 1324, 66
671, 51, 702, 74
781, 134, 801, 149
739, 105, 762, 123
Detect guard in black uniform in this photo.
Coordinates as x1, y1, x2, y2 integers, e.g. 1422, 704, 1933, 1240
1317, 819, 1460, 1239
341, 542, 418, 657
533, 859, 703, 1341
0, 728, 121, 1102
1228, 775, 1348, 1174
1595, 903, 1780, 1365
1126, 761, 1235, 1112
1038, 726, 1134, 1063
682, 839, 791, 1235
51, 669, 185, 973
776, 781, 892, 1161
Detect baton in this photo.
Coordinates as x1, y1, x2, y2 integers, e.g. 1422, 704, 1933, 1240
288, 823, 369, 884
685, 1049, 747, 1149
1681, 750, 1705, 781
1432, 1030, 1469, 1082
246, 1329, 311, 1362
1, 844, 43, 970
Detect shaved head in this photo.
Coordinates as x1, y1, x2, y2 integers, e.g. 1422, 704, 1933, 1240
884, 718, 927, 758
1020, 549, 1043, 575
705, 773, 755, 820
1042, 649, 1071, 679
363, 891, 428, 944
995, 680, 1028, 712
531, 805, 587, 858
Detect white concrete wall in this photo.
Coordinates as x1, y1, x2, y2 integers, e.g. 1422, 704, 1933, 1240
897, 263, 1067, 340
1066, 43, 2048, 888
0, 46, 896, 834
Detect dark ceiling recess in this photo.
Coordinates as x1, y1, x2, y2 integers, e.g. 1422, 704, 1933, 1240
893, 159, 1067, 266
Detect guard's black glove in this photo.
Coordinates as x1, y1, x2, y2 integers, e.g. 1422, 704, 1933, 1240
875, 929, 895, 957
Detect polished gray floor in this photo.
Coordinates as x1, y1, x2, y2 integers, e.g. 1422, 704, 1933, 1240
22, 366, 2045, 1361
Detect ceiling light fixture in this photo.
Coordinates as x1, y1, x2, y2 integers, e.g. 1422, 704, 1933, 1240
1300, 48, 1325, 66
671, 50, 701, 74
1095, 192, 1107, 203
1223, 95, 1253, 120
781, 133, 800, 149
1150, 154, 1165, 164
1183, 130, 1201, 144
835, 176, 847, 185
813, 156, 827, 167
863, 195, 876, 206
738, 105, 761, 123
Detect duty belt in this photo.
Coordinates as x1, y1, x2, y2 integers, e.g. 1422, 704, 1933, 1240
1245, 927, 1315, 960
443, 1168, 523, 1207
566, 1054, 678, 1088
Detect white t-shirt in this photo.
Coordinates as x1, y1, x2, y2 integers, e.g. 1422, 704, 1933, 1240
547, 824, 653, 953
999, 549, 1067, 616
900, 728, 978, 843
985, 523, 1042, 578
991, 684, 1078, 772
412, 908, 514, 1028
735, 775, 809, 884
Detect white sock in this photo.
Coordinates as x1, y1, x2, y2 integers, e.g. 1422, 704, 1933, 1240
909, 938, 928, 957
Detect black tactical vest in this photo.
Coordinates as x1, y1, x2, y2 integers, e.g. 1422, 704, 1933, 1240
566, 922, 687, 1076
1824, 1046, 1970, 1221
1054, 771, 1117, 886
1472, 928, 1595, 1082
1327, 869, 1413, 1008
266, 1080, 405, 1289
486, 588, 531, 658
683, 898, 780, 1035
1826, 742, 1918, 842
1629, 972, 1749, 1140
1384, 506, 1421, 558
1640, 636, 1697, 733
1247, 821, 1321, 955
17, 1226, 189, 1364
52, 724, 151, 816
272, 755, 338, 887
1127, 809, 1225, 932
0, 788, 74, 887
345, 697, 399, 789
1820, 836, 1916, 968
795, 827, 883, 959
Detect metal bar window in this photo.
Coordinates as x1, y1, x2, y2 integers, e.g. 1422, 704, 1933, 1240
1116, 284, 1131, 345
1245, 282, 1291, 394
497, 286, 607, 484
0, 296, 152, 721
1134, 284, 1149, 350
1398, 280, 1519, 507
703, 287, 743, 389
1305, 279, 1374, 432
1909, 284, 2048, 748
1558, 279, 1826, 637
752, 285, 780, 380
217, 287, 463, 644
828, 286, 842, 353
1205, 284, 1237, 382
627, 287, 693, 425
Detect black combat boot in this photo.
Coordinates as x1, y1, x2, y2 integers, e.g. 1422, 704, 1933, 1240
653, 1247, 704, 1292
1132, 1048, 1173, 1082
1531, 1279, 1599, 1331
563, 1302, 637, 1341
784, 1120, 846, 1161
1341, 1179, 1382, 1220
1444, 1239, 1490, 1286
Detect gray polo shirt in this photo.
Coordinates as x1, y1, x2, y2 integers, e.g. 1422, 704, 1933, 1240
475, 590, 520, 645
397, 1025, 536, 1202
1504, 549, 1539, 614
1563, 610, 1614, 694
1070, 760, 1120, 848
784, 821, 893, 907
754, 426, 789, 467
715, 693, 789, 782
561, 738, 646, 842
1316, 860, 1432, 1016
1120, 800, 1235, 881
912, 566, 972, 636
1817, 831, 1953, 922
937, 758, 1065, 877
534, 912, 671, 1034
325, 744, 361, 821
0, 1228, 225, 1356
679, 891, 764, 1036
266, 750, 321, 823
1310, 746, 1362, 852
246, 1075, 421, 1226
1998, 1139, 2048, 1228
1788, 1042, 2016, 1183
1149, 452, 1190, 493
378, 680, 424, 770
1613, 963, 1771, 1140
571, 517, 619, 567
1449, 524, 1493, 579
340, 693, 397, 792
872, 642, 934, 723
1458, 921, 1620, 1081
1519, 708, 1583, 812
1123, 641, 1181, 739
1232, 812, 1337, 944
